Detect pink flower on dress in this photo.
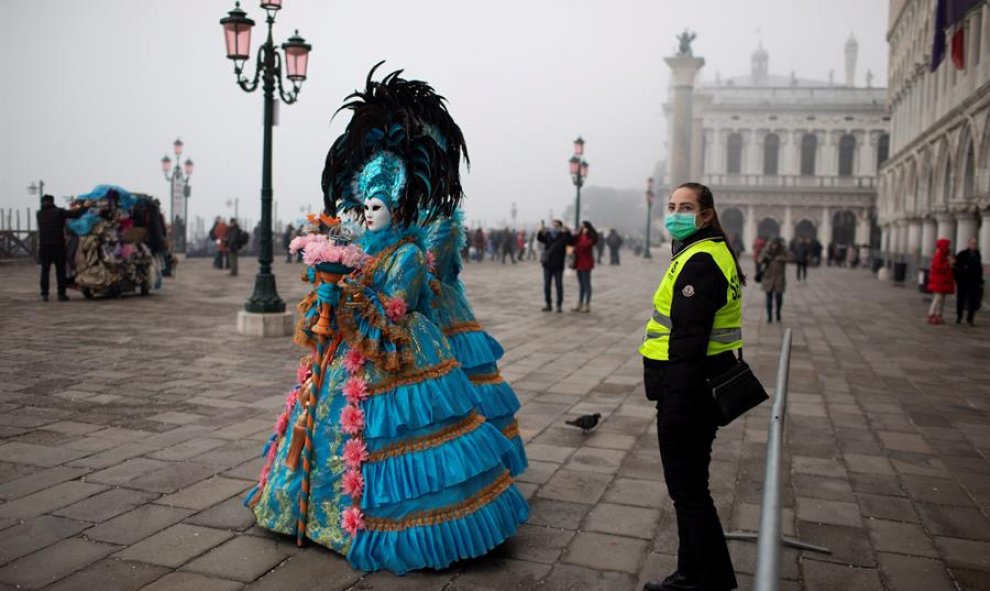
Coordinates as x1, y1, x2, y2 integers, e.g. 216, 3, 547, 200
341, 506, 364, 536
285, 388, 299, 410
342, 437, 369, 468
275, 411, 290, 436
342, 377, 369, 404
295, 363, 310, 385
384, 296, 407, 323
340, 404, 365, 435
426, 250, 437, 270
342, 468, 364, 498
343, 349, 366, 374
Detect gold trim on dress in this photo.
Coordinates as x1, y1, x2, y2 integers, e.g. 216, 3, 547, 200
363, 470, 514, 531
443, 321, 483, 336
367, 412, 484, 462
366, 358, 461, 396
467, 372, 503, 386
501, 419, 520, 440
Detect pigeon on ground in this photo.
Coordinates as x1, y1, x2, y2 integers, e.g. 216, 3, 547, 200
565, 413, 602, 434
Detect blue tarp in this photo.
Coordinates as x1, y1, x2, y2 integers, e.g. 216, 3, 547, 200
75, 184, 139, 210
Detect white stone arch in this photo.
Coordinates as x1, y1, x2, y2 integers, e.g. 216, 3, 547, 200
933, 137, 952, 207
978, 111, 990, 193
917, 148, 934, 212
905, 158, 919, 215
955, 121, 977, 201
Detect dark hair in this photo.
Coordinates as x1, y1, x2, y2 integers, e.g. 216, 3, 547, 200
581, 220, 598, 243
676, 182, 747, 286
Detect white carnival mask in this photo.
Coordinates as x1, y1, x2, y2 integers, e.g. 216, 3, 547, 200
363, 196, 392, 232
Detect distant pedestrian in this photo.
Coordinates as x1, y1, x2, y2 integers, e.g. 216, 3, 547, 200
526, 231, 537, 261
606, 229, 623, 265
283, 224, 295, 263
954, 237, 983, 326
826, 241, 836, 267
500, 227, 517, 264
926, 238, 954, 325
537, 219, 573, 312
226, 218, 246, 276
759, 238, 792, 323
573, 221, 598, 313
36, 194, 86, 302
595, 229, 606, 264
793, 237, 809, 282
210, 216, 229, 269
472, 228, 485, 262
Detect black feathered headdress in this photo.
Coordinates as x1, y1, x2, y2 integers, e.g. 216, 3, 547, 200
321, 62, 469, 226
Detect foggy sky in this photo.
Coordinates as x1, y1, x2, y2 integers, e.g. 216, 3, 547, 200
0, 1, 888, 231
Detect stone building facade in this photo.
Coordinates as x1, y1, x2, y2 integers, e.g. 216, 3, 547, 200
879, 0, 990, 277
661, 38, 890, 258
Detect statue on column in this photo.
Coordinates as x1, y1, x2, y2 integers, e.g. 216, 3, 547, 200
676, 29, 696, 56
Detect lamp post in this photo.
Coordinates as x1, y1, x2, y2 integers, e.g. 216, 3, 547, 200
568, 137, 589, 229
644, 177, 655, 259
160, 138, 194, 253
220, 0, 311, 314
27, 180, 46, 201
510, 202, 517, 227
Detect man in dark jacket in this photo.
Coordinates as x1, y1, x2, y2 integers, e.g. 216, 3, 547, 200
36, 195, 85, 301
226, 218, 246, 277
537, 219, 573, 312
606, 228, 624, 265
955, 237, 983, 326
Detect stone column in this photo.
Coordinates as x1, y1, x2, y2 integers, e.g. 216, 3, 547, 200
744, 204, 757, 255
780, 131, 795, 176
854, 209, 870, 246
955, 208, 979, 250
665, 54, 706, 188
921, 216, 937, 260
980, 203, 990, 272
935, 211, 957, 246
748, 130, 764, 175
820, 206, 832, 245
690, 94, 711, 181
782, 205, 793, 242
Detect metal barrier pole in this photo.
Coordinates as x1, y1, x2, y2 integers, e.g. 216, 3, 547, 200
725, 329, 829, 591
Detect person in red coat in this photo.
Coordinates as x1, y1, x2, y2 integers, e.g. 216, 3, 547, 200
573, 220, 599, 313
927, 237, 955, 324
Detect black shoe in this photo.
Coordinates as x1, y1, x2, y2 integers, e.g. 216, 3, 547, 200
643, 571, 700, 591
968, 320, 976, 327
556, 306, 562, 313
541, 305, 552, 312
42, 295, 49, 302
57, 294, 70, 302
957, 317, 963, 324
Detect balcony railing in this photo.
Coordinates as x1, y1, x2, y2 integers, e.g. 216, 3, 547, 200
663, 173, 878, 190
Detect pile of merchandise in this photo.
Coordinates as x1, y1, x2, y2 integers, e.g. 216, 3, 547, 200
66, 185, 168, 297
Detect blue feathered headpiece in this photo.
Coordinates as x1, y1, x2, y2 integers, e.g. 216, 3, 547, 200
322, 62, 469, 227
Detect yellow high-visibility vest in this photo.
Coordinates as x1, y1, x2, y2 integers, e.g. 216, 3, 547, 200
639, 237, 743, 360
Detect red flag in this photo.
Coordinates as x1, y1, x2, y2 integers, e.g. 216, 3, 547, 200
951, 25, 965, 69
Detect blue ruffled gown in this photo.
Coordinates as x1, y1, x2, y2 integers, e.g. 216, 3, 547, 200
247, 226, 529, 574
424, 214, 528, 476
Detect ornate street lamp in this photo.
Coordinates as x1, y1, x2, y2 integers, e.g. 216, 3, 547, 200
161, 138, 193, 253
644, 177, 655, 259
219, 1, 311, 314
569, 136, 589, 229
27, 180, 45, 200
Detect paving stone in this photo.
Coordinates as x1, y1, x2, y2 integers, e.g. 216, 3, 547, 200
602, 477, 667, 508
148, 411, 206, 425
933, 537, 990, 572
185, 495, 257, 531
140, 572, 245, 591
540, 563, 638, 591
949, 568, 990, 591
855, 492, 920, 522
564, 447, 627, 474
449, 556, 551, 590
562, 531, 648, 574
124, 461, 220, 494
792, 473, 856, 502
242, 550, 359, 591
866, 519, 938, 558
524, 443, 577, 464
497, 524, 575, 564
0, 441, 92, 467
158, 476, 252, 510
85, 458, 173, 486
147, 437, 229, 461
0, 537, 119, 590
537, 470, 612, 504
44, 558, 171, 591
86, 504, 195, 545
583, 503, 660, 539
115, 523, 234, 568
526, 498, 593, 530
67, 443, 159, 470
794, 497, 863, 527
792, 456, 847, 479
0, 480, 106, 520
901, 474, 974, 506
183, 535, 292, 582
351, 569, 456, 590
0, 515, 90, 565
916, 503, 990, 540
636, 552, 678, 591
52, 488, 157, 523
513, 460, 558, 485
801, 559, 883, 591
0, 465, 90, 501
876, 553, 956, 591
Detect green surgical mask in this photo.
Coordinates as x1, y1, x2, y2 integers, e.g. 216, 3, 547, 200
665, 212, 699, 241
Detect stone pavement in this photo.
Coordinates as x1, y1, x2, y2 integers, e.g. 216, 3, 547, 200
1, 249, 989, 591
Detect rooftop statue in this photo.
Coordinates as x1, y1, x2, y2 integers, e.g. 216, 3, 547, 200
677, 29, 696, 56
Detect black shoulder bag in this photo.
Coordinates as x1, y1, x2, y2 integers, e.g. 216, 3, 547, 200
706, 349, 768, 426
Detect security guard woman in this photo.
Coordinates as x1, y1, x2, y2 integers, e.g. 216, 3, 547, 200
641, 183, 746, 591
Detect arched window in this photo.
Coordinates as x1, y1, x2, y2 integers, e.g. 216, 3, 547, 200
726, 133, 743, 174
877, 133, 890, 166
800, 134, 817, 176
963, 142, 975, 198
838, 134, 856, 176
763, 134, 780, 175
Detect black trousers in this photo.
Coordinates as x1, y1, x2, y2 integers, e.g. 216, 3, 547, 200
543, 267, 563, 307
39, 244, 68, 297
796, 261, 807, 281
645, 358, 737, 591
957, 282, 981, 322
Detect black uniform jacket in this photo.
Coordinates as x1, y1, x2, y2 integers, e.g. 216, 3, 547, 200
645, 227, 738, 402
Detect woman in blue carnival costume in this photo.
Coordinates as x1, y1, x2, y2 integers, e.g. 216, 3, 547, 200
246, 64, 529, 575
423, 212, 528, 476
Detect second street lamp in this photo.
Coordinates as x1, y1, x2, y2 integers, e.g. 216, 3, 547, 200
569, 137, 589, 229
161, 138, 194, 254
644, 177, 655, 259
219, 1, 312, 315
